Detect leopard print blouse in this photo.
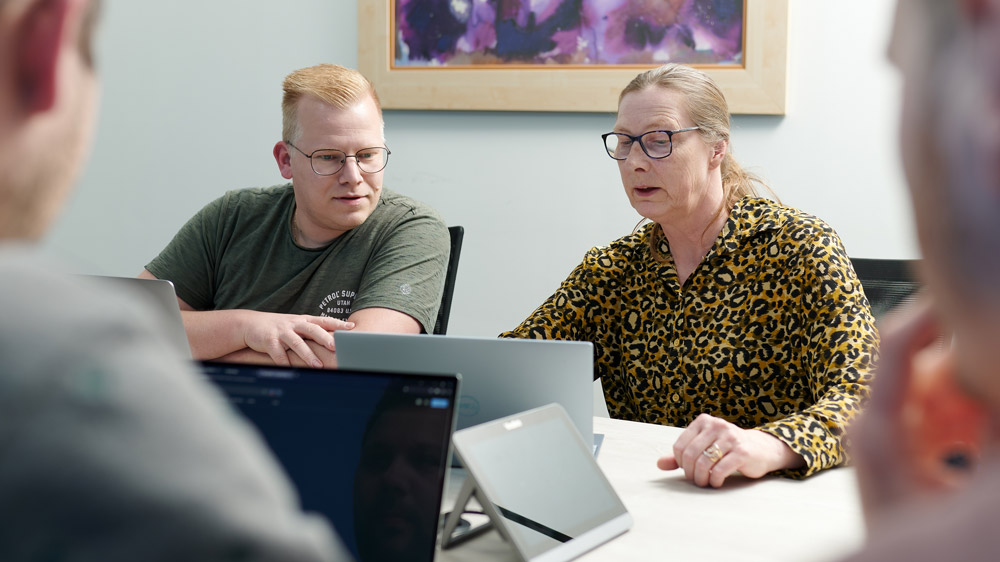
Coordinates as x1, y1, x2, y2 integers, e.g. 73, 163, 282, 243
501, 197, 878, 478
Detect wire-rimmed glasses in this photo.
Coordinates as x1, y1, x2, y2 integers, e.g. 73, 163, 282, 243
286, 141, 391, 175
601, 127, 701, 160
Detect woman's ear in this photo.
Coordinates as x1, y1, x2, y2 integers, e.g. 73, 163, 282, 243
709, 139, 728, 169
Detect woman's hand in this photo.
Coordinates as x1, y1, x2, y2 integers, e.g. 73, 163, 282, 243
656, 413, 805, 488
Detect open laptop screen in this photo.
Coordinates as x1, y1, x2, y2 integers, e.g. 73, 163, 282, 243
199, 361, 460, 562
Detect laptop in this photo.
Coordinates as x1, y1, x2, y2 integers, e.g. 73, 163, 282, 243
200, 361, 460, 562
335, 332, 595, 448
85, 275, 192, 358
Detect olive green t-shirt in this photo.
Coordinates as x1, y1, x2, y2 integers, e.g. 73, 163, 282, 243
146, 184, 449, 333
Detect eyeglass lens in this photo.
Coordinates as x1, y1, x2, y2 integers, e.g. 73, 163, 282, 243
309, 148, 389, 175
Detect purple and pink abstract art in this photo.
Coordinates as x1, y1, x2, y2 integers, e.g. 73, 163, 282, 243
393, 0, 744, 67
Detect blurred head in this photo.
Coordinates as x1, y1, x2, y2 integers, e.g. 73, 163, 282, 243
273, 64, 387, 245
889, 0, 1000, 403
617, 63, 767, 210
0, 0, 101, 241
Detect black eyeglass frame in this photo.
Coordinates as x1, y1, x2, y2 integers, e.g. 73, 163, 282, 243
601, 126, 701, 160
285, 140, 392, 175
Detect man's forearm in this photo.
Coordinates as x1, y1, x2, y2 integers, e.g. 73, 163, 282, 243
216, 339, 339, 369
182, 309, 256, 360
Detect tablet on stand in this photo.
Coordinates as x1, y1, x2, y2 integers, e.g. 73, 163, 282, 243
442, 404, 631, 561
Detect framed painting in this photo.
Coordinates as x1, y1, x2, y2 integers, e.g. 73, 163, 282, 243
358, 0, 788, 114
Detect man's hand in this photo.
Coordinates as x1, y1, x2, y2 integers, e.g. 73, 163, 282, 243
656, 413, 805, 488
241, 313, 353, 368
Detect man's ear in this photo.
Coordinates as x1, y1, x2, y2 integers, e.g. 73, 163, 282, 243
274, 141, 294, 180
15, 0, 71, 114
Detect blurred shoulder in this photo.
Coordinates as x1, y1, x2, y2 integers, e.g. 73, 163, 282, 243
0, 247, 172, 352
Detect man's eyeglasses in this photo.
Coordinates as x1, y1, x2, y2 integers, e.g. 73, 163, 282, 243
601, 127, 700, 160
286, 141, 391, 175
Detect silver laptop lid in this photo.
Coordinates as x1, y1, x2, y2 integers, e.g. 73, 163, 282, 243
335, 332, 593, 443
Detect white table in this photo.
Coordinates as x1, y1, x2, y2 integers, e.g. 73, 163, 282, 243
437, 417, 865, 561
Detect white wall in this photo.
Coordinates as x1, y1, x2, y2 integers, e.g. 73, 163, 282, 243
44, 0, 916, 338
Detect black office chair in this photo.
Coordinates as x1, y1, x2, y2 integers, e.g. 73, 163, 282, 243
850, 257, 922, 321
433, 226, 464, 335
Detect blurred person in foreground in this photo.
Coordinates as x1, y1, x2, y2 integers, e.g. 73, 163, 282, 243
502, 63, 878, 487
0, 0, 349, 559
844, 0, 1000, 560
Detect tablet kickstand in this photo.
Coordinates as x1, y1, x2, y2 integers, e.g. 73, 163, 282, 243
440, 476, 497, 549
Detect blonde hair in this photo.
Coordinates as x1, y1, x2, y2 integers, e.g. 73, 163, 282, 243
619, 63, 774, 208
281, 64, 383, 143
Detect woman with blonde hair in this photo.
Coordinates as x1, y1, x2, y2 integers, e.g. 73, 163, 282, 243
503, 63, 877, 487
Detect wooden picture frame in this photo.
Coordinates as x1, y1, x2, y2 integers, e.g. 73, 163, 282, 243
358, 0, 788, 114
